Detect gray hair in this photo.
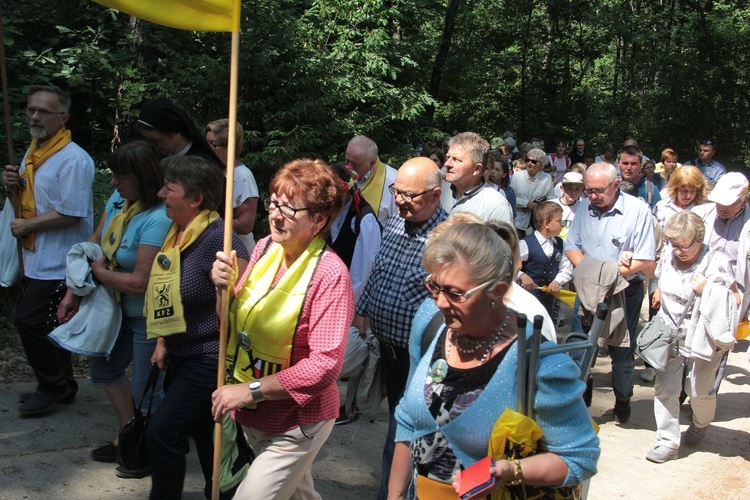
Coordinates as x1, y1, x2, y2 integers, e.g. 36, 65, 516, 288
29, 85, 71, 113
449, 132, 489, 165
526, 148, 547, 163
423, 221, 514, 301
424, 163, 443, 190
585, 162, 618, 183
348, 135, 378, 160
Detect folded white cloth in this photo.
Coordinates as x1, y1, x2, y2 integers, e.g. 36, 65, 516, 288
0, 198, 20, 287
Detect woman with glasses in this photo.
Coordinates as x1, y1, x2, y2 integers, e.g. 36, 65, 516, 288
652, 166, 707, 231
144, 156, 250, 498
206, 119, 259, 254
645, 211, 736, 463
388, 218, 599, 499
210, 159, 353, 498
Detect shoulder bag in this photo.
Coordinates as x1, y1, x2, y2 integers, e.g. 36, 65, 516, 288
116, 364, 161, 471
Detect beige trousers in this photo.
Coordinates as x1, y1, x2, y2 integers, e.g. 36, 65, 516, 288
234, 419, 335, 500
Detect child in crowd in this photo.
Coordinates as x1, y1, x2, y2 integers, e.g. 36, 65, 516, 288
553, 171, 585, 239
518, 201, 572, 320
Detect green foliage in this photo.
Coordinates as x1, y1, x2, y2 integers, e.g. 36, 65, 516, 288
1, 0, 749, 177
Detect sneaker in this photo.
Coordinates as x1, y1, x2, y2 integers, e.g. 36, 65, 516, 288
91, 442, 117, 463
683, 424, 707, 446
640, 367, 656, 383
115, 465, 151, 479
19, 390, 76, 405
646, 445, 678, 463
613, 399, 631, 424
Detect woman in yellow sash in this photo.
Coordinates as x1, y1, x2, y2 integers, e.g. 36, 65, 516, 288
210, 159, 354, 499
56, 141, 171, 476
144, 156, 250, 499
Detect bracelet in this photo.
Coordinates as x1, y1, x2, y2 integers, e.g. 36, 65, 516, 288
508, 459, 524, 486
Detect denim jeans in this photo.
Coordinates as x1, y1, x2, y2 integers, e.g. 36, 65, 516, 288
147, 356, 217, 500
376, 344, 410, 500
89, 315, 164, 410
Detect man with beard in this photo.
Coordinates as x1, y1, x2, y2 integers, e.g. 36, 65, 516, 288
2, 85, 94, 416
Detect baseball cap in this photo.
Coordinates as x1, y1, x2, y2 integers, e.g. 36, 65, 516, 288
707, 172, 749, 204
491, 137, 503, 149
562, 172, 584, 184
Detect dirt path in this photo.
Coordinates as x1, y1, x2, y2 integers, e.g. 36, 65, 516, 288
1, 341, 748, 499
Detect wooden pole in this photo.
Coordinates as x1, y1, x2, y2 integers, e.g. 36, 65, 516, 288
211, 24, 240, 500
0, 3, 24, 275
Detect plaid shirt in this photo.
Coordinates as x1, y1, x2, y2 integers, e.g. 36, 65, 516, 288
356, 207, 448, 348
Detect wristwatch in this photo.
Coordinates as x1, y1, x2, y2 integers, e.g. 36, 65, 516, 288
248, 380, 265, 403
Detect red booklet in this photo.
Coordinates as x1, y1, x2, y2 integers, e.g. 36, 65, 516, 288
457, 456, 497, 500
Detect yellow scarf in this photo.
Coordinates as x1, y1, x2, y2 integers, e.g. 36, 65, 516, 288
101, 199, 146, 271
226, 236, 325, 408
359, 157, 386, 218
145, 209, 219, 339
19, 127, 72, 250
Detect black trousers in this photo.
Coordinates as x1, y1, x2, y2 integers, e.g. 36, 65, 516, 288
15, 278, 77, 394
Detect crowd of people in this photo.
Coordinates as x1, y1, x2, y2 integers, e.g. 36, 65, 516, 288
2, 85, 747, 499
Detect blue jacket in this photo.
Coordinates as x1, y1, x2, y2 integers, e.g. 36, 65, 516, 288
394, 299, 600, 486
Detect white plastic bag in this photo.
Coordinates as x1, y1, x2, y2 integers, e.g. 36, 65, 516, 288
0, 198, 20, 287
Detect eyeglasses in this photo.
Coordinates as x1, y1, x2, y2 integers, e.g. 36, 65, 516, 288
26, 107, 66, 118
424, 275, 494, 303
208, 141, 225, 149
583, 181, 614, 197
527, 159, 540, 165
669, 240, 697, 252
264, 198, 309, 219
388, 184, 435, 203
678, 187, 698, 196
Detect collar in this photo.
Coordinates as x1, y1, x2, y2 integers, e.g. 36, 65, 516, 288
533, 230, 551, 245
176, 141, 193, 157
456, 181, 486, 202
718, 204, 747, 223
588, 190, 625, 218
402, 206, 447, 239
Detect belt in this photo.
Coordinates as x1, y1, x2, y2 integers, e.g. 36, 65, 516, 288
381, 341, 409, 360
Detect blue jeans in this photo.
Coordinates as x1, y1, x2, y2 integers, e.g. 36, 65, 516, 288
376, 344, 410, 500
89, 315, 164, 410
147, 356, 217, 500
610, 278, 644, 401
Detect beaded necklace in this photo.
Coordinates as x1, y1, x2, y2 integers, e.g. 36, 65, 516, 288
447, 316, 509, 365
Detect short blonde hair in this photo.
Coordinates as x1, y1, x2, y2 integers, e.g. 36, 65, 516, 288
664, 211, 705, 244
206, 118, 244, 159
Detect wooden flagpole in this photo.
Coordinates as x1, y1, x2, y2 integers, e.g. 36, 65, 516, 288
211, 25, 240, 500
0, 3, 24, 275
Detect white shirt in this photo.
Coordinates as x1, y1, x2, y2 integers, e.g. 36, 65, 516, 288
20, 142, 94, 280
551, 197, 581, 240
510, 170, 555, 231
506, 283, 557, 343
232, 163, 259, 253
451, 183, 513, 225
329, 200, 382, 301
358, 162, 398, 227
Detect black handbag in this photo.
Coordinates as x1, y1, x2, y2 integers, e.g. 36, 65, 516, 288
116, 364, 161, 471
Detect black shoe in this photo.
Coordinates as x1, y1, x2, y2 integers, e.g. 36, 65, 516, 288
19, 390, 76, 405
115, 465, 151, 479
91, 442, 118, 463
613, 399, 631, 424
334, 406, 360, 426
19, 387, 73, 416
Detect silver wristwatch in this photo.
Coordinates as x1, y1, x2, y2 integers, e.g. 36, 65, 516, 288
248, 380, 265, 403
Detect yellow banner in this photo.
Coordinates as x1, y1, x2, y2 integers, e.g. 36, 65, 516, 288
93, 0, 240, 32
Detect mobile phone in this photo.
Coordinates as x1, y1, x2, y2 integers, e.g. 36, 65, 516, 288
458, 456, 496, 500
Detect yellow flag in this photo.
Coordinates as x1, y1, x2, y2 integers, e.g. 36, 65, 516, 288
93, 0, 240, 32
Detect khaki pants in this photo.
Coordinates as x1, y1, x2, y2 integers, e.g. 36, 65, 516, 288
234, 419, 335, 500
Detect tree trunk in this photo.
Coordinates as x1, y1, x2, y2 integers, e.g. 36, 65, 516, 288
427, 0, 463, 118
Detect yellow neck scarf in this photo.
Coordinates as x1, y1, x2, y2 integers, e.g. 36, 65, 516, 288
359, 157, 386, 218
145, 209, 220, 338
19, 127, 72, 250
101, 199, 147, 270
226, 236, 325, 406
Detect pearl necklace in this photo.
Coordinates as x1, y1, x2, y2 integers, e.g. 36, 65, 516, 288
447, 317, 508, 365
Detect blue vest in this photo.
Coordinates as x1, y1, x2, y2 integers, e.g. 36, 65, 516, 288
521, 234, 563, 287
